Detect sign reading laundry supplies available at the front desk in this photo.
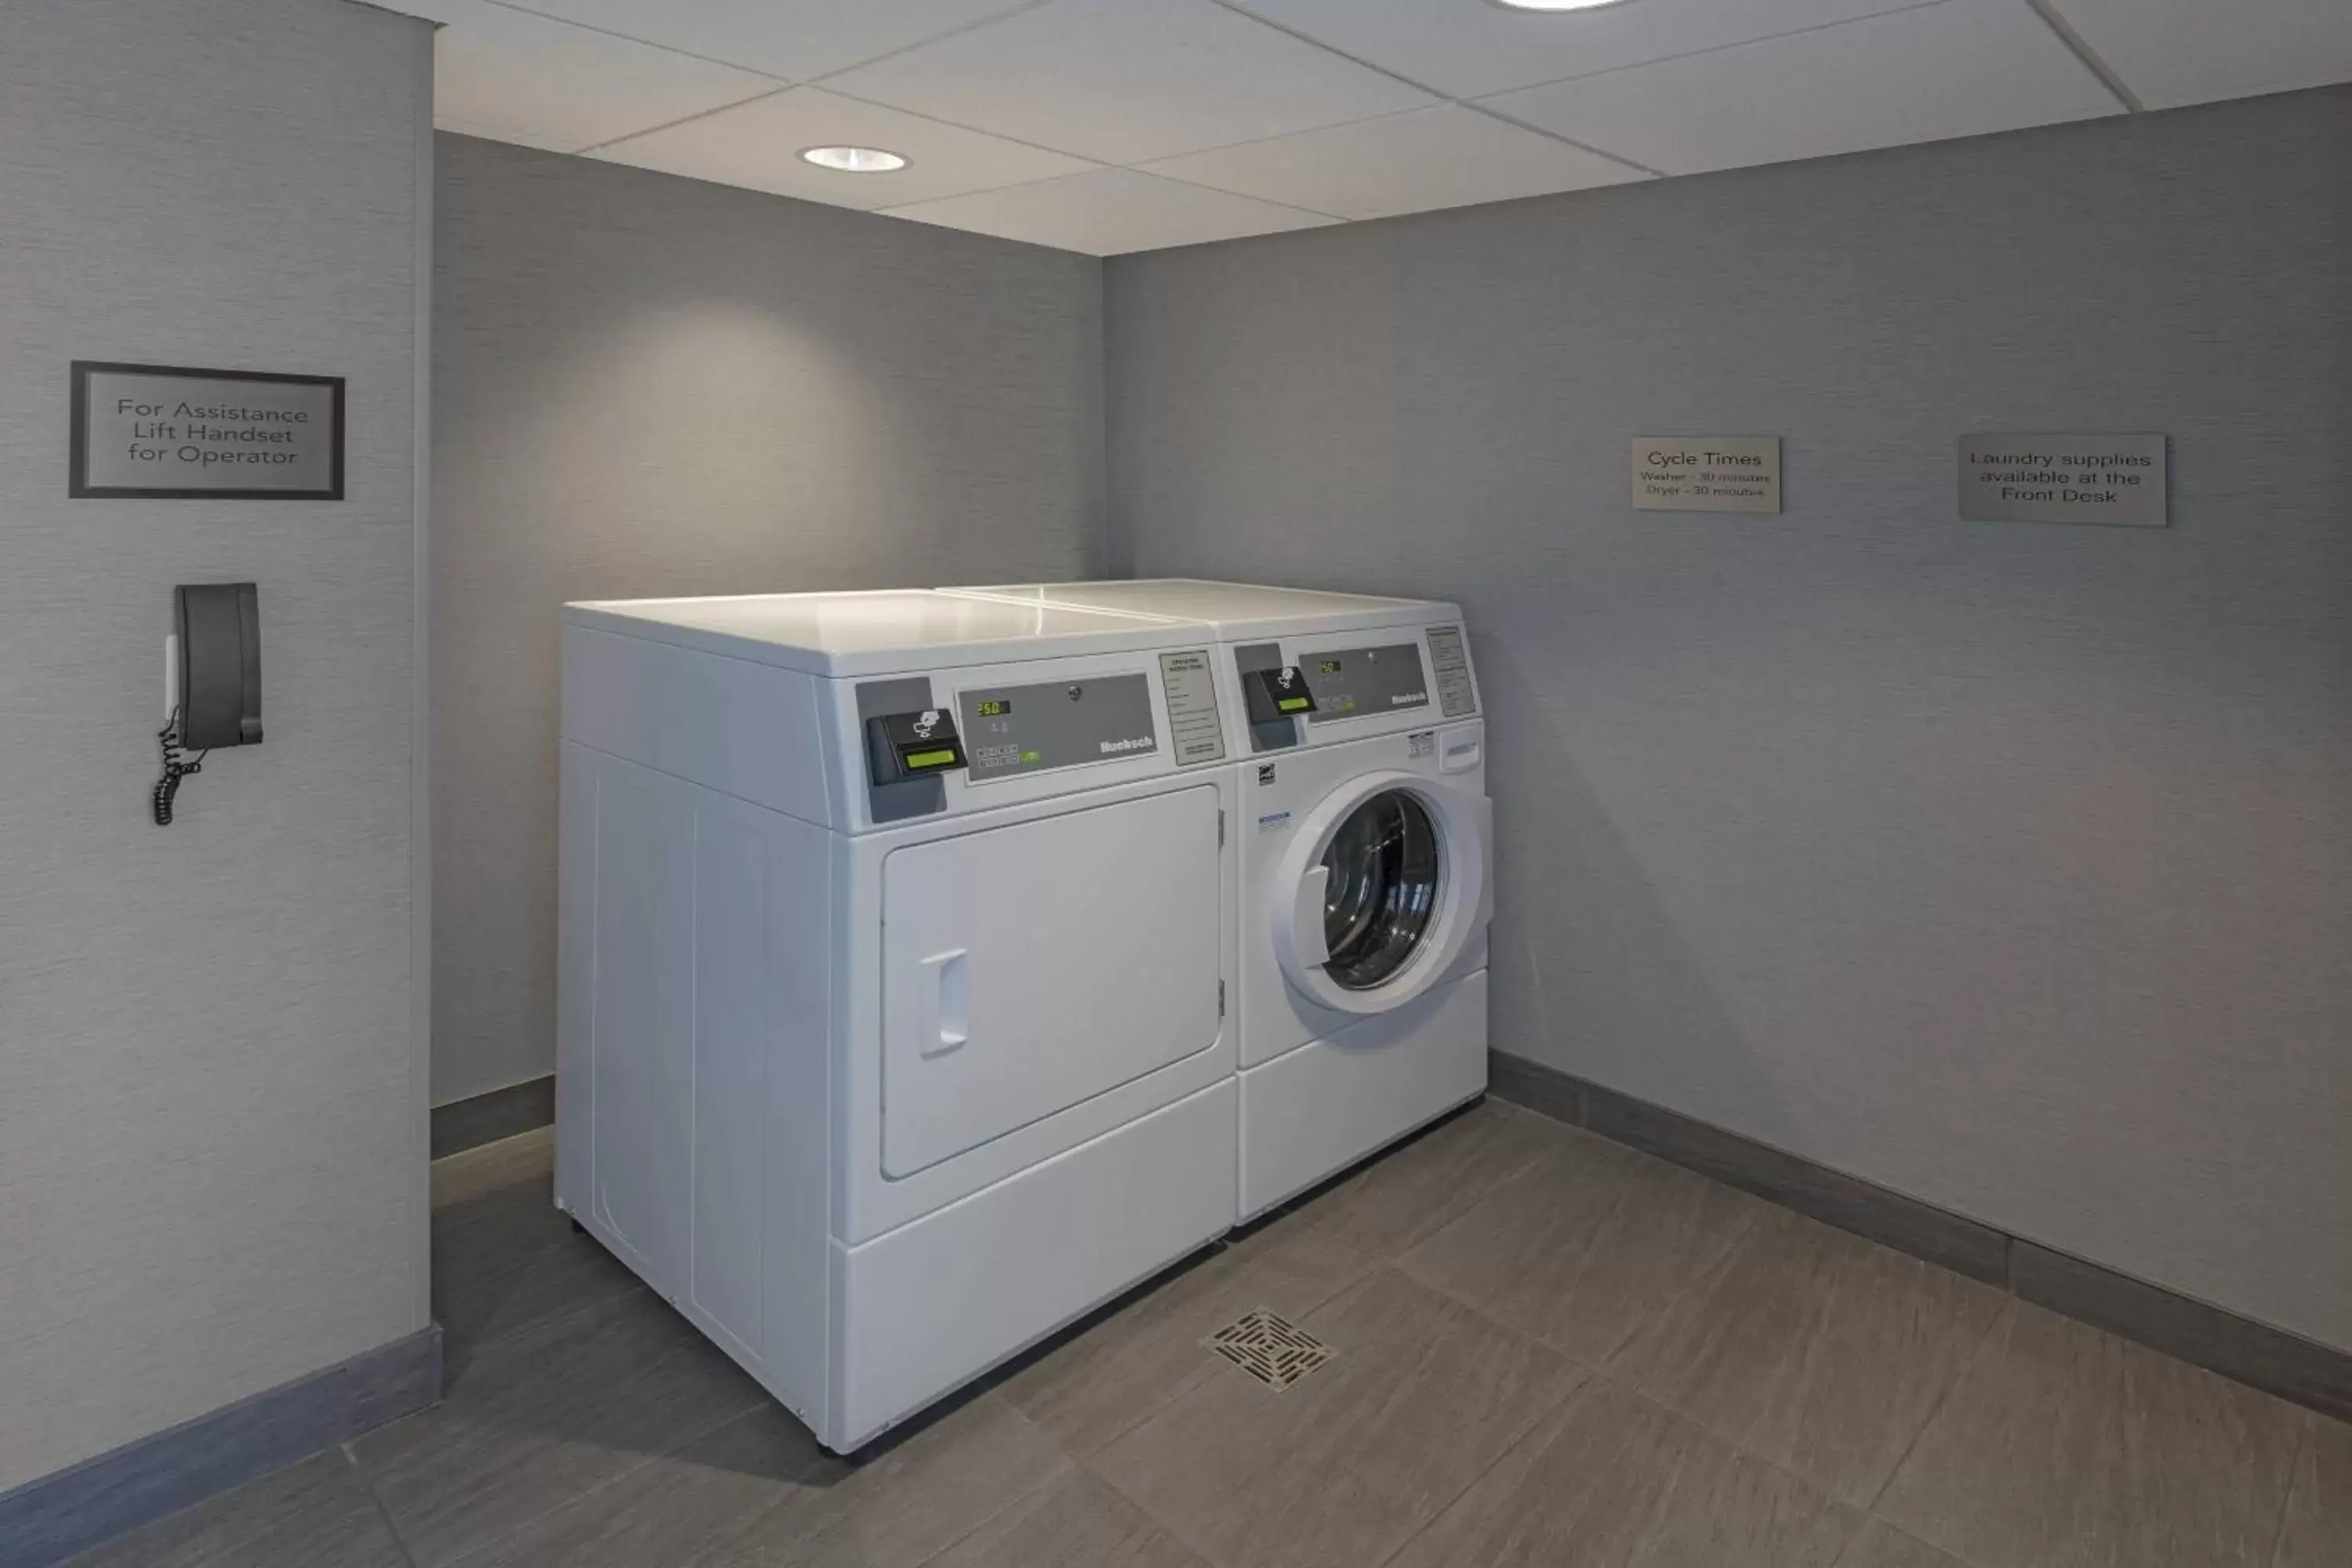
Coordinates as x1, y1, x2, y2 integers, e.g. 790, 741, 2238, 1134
957, 673, 1157, 781
1958, 434, 2167, 527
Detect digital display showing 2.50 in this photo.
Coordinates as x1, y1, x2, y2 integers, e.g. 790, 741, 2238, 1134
975, 699, 1012, 717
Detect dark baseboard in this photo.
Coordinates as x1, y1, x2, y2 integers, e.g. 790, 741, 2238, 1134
0, 1323, 441, 1568
430, 1073, 554, 1160
1489, 1050, 2352, 1427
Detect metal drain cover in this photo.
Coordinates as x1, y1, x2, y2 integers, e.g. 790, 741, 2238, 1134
1203, 1308, 1334, 1391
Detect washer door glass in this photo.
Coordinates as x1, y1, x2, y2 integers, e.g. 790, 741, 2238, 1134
1319, 789, 1441, 990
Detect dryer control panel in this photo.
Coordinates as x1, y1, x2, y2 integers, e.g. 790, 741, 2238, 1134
957, 672, 1160, 781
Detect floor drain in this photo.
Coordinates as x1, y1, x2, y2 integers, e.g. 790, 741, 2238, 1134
1203, 1308, 1334, 1391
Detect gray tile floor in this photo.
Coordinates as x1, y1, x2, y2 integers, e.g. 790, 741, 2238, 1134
69, 1102, 2352, 1568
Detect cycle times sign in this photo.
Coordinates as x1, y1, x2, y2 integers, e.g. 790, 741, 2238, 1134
1632, 437, 1781, 514
71, 361, 344, 499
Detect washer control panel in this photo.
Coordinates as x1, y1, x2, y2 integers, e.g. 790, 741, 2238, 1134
1302, 642, 1429, 724
957, 672, 1159, 781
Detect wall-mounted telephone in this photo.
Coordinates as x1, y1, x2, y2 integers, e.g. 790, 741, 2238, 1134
154, 583, 260, 825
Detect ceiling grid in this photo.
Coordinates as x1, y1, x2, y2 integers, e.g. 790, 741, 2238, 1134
399, 0, 2352, 252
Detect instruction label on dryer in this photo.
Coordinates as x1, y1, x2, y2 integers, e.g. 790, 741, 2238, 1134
1158, 650, 1228, 765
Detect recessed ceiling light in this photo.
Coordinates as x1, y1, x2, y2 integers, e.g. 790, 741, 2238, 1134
799, 146, 909, 173
1490, 0, 1637, 11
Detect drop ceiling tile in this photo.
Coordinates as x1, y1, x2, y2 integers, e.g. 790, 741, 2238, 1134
1141, 105, 1647, 220
1232, 0, 1940, 100
502, 0, 1041, 82
433, 112, 583, 156
1483, 0, 2122, 177
426, 0, 778, 154
374, 1, 480, 19
2044, 0, 2352, 110
826, 0, 1437, 165
883, 168, 1337, 255
592, 87, 1098, 209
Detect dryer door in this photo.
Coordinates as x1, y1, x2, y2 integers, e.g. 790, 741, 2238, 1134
1273, 771, 1490, 1017
881, 785, 1224, 1178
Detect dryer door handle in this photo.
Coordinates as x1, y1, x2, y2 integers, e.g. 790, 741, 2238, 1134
1292, 865, 1331, 967
919, 949, 971, 1058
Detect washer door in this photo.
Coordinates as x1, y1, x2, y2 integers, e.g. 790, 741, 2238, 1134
1273, 771, 1491, 1016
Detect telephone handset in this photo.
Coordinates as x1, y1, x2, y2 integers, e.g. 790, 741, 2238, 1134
154, 583, 260, 825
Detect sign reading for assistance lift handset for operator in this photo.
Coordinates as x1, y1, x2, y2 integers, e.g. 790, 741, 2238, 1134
71, 361, 344, 500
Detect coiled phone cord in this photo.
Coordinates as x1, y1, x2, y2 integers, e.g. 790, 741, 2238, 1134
153, 709, 208, 826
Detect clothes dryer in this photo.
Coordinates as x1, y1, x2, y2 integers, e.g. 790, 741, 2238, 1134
556, 590, 1240, 1450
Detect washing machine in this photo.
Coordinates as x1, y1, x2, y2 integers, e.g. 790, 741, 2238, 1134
554, 590, 1240, 1451
941, 582, 1492, 1218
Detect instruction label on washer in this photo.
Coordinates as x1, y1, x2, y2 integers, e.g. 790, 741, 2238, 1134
1158, 650, 1228, 765
1426, 626, 1478, 717
1408, 729, 1436, 759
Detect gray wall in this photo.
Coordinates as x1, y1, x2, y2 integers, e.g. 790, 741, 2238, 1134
0, 0, 430, 1490
433, 136, 1105, 1106
1105, 89, 2352, 1353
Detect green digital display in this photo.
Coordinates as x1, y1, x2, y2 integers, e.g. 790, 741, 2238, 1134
976, 699, 1011, 717
1318, 659, 1344, 675
904, 748, 960, 770
1278, 696, 1312, 713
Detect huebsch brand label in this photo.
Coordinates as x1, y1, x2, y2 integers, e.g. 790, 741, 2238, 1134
1958, 434, 2167, 527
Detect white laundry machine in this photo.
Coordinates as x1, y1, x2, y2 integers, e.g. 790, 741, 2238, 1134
554, 590, 1241, 1452
941, 582, 1493, 1219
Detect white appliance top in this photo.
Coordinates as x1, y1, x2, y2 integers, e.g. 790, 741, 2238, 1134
564, 589, 1212, 677
944, 579, 1460, 641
